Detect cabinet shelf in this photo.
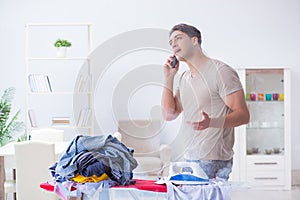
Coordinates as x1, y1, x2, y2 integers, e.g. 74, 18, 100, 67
27, 57, 90, 61
28, 92, 92, 95
30, 126, 92, 130
25, 23, 94, 141
234, 68, 291, 190
246, 127, 284, 130
246, 101, 284, 103
246, 153, 284, 157
51, 126, 92, 129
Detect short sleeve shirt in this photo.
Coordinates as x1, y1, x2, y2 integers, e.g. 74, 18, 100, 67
176, 59, 243, 161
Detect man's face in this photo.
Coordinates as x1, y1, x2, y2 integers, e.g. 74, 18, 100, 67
169, 30, 196, 61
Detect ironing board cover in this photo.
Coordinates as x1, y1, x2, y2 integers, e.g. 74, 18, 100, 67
40, 179, 167, 193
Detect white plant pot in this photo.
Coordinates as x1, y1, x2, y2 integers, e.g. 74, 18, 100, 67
56, 47, 67, 58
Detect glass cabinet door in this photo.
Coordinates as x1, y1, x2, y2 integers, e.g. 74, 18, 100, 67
245, 69, 285, 156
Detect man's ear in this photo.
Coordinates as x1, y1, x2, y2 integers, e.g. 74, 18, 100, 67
192, 36, 199, 46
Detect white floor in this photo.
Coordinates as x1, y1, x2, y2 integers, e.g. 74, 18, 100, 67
231, 187, 300, 200
6, 186, 300, 200
109, 187, 300, 200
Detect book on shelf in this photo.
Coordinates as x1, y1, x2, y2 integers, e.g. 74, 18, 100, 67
77, 75, 91, 92
28, 74, 52, 93
28, 109, 38, 127
52, 117, 71, 126
46, 76, 52, 92
77, 108, 91, 127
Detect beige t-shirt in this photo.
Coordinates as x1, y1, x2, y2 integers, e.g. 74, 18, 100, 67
175, 59, 243, 161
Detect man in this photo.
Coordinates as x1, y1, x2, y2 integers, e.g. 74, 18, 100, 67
161, 23, 249, 180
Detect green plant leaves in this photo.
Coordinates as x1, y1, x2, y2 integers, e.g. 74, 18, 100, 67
54, 39, 72, 47
0, 87, 25, 146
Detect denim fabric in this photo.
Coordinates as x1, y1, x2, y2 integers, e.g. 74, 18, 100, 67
187, 158, 233, 180
54, 134, 138, 185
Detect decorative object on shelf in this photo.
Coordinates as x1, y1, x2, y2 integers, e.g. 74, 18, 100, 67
251, 147, 259, 154
246, 149, 253, 155
0, 87, 25, 146
264, 149, 273, 155
273, 147, 281, 154
245, 93, 250, 101
272, 93, 279, 101
265, 93, 272, 101
257, 93, 264, 101
54, 39, 72, 57
250, 93, 256, 101
246, 147, 259, 155
279, 93, 284, 101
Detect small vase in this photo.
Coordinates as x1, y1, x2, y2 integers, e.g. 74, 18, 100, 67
56, 47, 67, 58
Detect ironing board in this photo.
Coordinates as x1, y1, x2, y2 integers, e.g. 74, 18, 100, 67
40, 179, 167, 200
40, 179, 230, 200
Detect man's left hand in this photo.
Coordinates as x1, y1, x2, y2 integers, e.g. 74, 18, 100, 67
187, 111, 210, 131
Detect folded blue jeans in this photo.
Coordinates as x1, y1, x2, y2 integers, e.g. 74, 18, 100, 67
186, 158, 233, 180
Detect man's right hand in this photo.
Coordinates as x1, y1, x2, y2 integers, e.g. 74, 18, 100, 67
163, 55, 179, 78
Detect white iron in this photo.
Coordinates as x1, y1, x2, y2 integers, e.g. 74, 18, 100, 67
167, 162, 209, 185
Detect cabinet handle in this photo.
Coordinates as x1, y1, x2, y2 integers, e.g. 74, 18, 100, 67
254, 177, 278, 180
254, 162, 277, 165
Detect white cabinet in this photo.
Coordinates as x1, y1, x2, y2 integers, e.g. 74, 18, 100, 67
235, 68, 291, 190
25, 23, 93, 141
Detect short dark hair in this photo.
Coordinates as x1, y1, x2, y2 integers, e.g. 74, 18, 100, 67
169, 23, 202, 46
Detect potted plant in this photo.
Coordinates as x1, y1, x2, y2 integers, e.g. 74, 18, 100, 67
0, 87, 25, 146
54, 39, 72, 57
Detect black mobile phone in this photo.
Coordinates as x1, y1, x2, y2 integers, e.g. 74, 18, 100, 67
171, 56, 178, 68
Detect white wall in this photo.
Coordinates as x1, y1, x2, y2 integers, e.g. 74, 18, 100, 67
1, 0, 300, 169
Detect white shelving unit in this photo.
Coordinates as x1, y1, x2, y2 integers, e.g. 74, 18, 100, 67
25, 23, 93, 141
233, 68, 291, 190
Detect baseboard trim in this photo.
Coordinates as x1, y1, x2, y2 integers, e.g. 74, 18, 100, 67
292, 170, 300, 186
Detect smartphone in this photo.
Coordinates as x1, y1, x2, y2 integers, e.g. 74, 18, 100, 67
170, 56, 178, 68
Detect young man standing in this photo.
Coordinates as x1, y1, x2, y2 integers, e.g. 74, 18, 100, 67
161, 23, 250, 180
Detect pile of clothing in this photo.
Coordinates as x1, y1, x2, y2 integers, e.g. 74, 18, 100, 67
50, 134, 138, 186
